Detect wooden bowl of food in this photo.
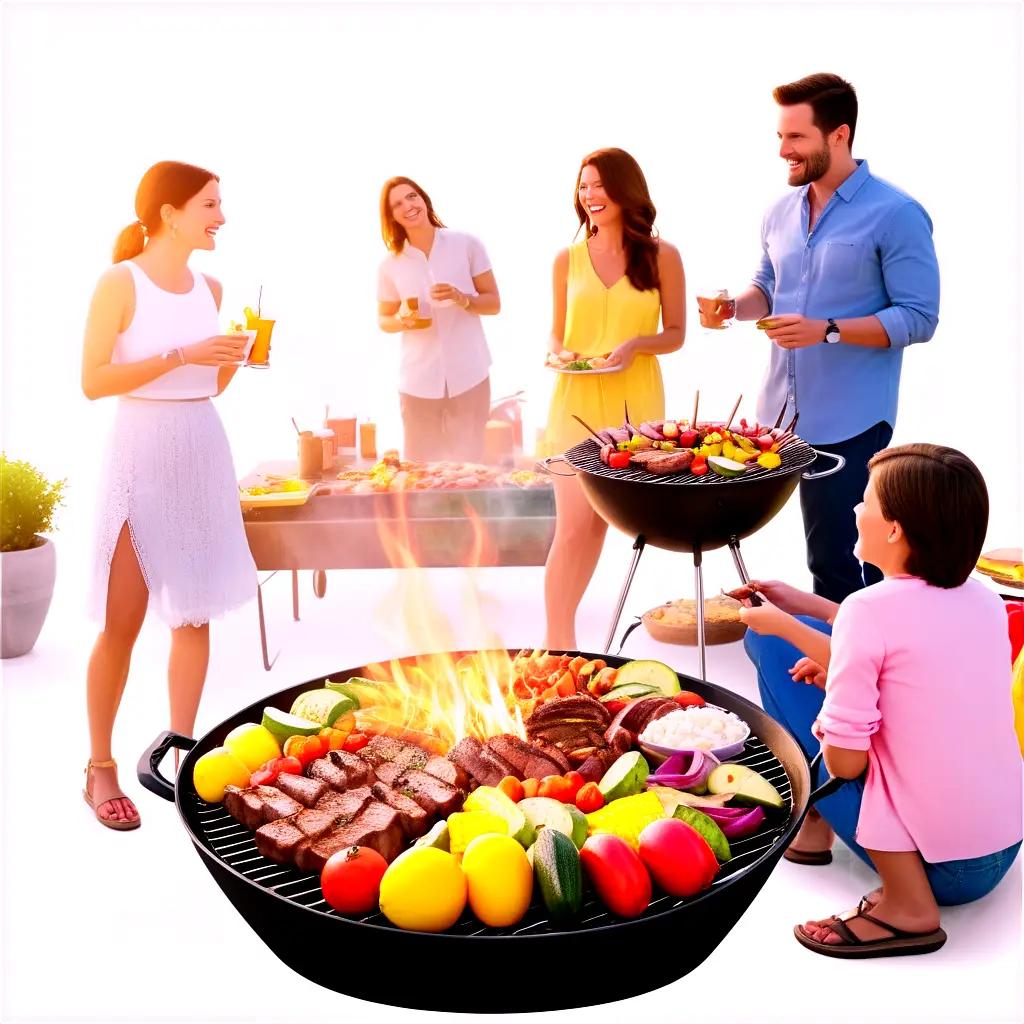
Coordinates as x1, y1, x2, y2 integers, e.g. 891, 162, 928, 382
642, 594, 747, 646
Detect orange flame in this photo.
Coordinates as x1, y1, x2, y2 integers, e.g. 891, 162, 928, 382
363, 489, 525, 750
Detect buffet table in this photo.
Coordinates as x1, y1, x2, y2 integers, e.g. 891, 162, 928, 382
241, 459, 556, 669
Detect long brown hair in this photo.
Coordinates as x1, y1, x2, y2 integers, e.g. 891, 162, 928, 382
379, 176, 445, 255
868, 443, 989, 589
112, 160, 219, 263
574, 148, 659, 293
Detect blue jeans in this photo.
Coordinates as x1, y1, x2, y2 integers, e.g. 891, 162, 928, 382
745, 619, 1022, 906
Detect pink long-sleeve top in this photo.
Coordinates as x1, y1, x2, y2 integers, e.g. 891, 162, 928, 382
818, 575, 1023, 862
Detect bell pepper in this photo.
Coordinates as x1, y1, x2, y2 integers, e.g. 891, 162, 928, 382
757, 451, 782, 470
608, 450, 632, 469
691, 457, 709, 477
1006, 601, 1024, 664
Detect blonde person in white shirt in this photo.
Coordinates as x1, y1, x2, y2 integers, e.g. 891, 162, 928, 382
377, 176, 500, 463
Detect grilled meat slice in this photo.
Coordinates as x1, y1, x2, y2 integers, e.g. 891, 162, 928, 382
373, 762, 404, 786
423, 755, 468, 790
392, 745, 431, 772
479, 744, 520, 781
531, 741, 572, 773
393, 770, 465, 817
223, 785, 302, 829
644, 450, 695, 475
628, 449, 669, 466
605, 697, 676, 738
606, 725, 633, 757
253, 786, 373, 862
359, 735, 411, 768
530, 723, 606, 749
566, 746, 601, 765
307, 757, 351, 791
637, 701, 678, 735
576, 753, 608, 782
328, 749, 376, 787
486, 734, 569, 780
448, 737, 504, 787
371, 783, 430, 838
274, 773, 329, 807
298, 800, 405, 871
526, 695, 610, 728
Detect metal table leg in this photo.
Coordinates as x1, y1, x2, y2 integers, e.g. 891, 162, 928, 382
292, 569, 300, 621
603, 536, 646, 654
256, 573, 280, 671
694, 546, 706, 681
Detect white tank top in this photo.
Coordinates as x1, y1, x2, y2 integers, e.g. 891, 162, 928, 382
115, 261, 221, 399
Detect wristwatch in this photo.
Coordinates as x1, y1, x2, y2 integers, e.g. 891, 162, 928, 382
823, 319, 841, 344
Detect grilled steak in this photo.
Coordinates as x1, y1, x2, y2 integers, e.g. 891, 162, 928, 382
360, 735, 410, 767
371, 783, 430, 838
628, 449, 669, 466
605, 697, 675, 738
393, 769, 464, 817
644, 450, 695, 475
486, 735, 568, 780
223, 785, 303, 829
373, 762, 404, 786
527, 695, 610, 727
392, 745, 430, 772
448, 737, 503, 787
423, 755, 467, 789
298, 800, 404, 872
530, 724, 606, 749
328, 749, 376, 786
479, 744, 520, 781
307, 757, 351, 791
274, 773, 329, 807
255, 787, 372, 863
531, 741, 572, 773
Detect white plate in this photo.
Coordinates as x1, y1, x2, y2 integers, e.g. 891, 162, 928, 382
548, 363, 621, 375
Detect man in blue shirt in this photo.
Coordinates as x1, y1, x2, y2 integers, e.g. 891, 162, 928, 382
725, 73, 940, 601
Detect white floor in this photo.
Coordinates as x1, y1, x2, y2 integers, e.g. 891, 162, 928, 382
2, 501, 1021, 1024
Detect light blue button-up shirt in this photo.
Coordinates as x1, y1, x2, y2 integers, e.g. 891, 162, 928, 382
750, 159, 939, 445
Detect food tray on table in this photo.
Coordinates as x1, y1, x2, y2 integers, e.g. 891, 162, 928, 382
976, 548, 1024, 592
239, 477, 318, 510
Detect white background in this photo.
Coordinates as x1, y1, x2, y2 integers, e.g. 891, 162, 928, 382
2, 2, 1022, 1023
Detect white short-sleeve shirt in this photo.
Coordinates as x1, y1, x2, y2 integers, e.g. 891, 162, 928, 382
377, 228, 493, 399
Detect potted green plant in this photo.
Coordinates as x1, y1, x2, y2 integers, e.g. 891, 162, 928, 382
1, 454, 66, 658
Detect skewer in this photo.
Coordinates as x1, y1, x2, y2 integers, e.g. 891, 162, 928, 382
572, 414, 608, 444
623, 400, 632, 426
773, 399, 789, 430
724, 394, 743, 432
291, 417, 301, 436
784, 410, 800, 436
691, 390, 700, 429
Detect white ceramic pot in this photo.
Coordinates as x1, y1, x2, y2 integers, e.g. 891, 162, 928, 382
1, 536, 56, 658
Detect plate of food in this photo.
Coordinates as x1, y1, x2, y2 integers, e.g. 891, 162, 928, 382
545, 350, 620, 374
642, 594, 747, 646
239, 475, 316, 509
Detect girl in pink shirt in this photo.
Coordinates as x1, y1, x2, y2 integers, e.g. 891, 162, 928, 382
741, 444, 1022, 958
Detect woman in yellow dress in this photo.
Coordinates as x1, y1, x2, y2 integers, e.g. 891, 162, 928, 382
540, 148, 686, 649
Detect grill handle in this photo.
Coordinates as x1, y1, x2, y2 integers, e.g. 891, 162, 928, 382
137, 730, 196, 802
537, 456, 577, 478
806, 750, 852, 805
803, 449, 846, 481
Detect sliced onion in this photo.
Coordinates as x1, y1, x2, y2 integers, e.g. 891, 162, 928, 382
716, 806, 767, 839
647, 749, 720, 793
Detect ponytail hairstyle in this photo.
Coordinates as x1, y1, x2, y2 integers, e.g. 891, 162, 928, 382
112, 160, 219, 263
574, 148, 660, 293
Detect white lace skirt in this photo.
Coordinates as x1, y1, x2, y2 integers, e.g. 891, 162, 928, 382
88, 398, 257, 628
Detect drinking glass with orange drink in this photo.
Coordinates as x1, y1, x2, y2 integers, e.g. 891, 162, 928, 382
695, 288, 737, 330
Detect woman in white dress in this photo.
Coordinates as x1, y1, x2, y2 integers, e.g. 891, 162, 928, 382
81, 161, 257, 830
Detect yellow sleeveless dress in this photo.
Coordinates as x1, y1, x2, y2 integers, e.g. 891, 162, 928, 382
539, 239, 665, 456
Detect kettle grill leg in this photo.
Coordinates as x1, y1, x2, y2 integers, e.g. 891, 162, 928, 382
603, 536, 646, 654
728, 536, 752, 584
694, 547, 707, 681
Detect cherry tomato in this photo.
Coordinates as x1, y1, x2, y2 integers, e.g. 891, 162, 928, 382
538, 775, 576, 803
343, 732, 369, 753
580, 833, 652, 918
563, 771, 586, 801
497, 776, 525, 803
674, 691, 706, 709
608, 450, 631, 469
638, 818, 718, 898
282, 735, 306, 762
690, 458, 709, 477
274, 756, 303, 776
575, 781, 605, 814
250, 766, 276, 786
320, 845, 389, 914
603, 698, 629, 716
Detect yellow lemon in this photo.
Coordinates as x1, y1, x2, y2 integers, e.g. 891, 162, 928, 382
224, 723, 281, 772
378, 847, 467, 932
461, 833, 533, 928
192, 746, 250, 803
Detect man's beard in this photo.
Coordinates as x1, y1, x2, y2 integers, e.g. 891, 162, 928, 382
788, 146, 831, 186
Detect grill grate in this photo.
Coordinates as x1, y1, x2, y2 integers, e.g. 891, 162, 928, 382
188, 736, 793, 936
562, 436, 817, 485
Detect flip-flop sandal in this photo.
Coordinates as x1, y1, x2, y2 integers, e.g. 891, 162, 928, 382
784, 846, 833, 865
793, 905, 946, 959
84, 758, 141, 831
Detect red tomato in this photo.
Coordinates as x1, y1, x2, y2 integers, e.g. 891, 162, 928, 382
579, 834, 652, 918
575, 782, 605, 814
343, 732, 369, 753
608, 450, 631, 469
563, 771, 586, 801
274, 756, 303, 776
673, 691, 706, 709
250, 766, 276, 786
538, 775, 575, 802
320, 845, 389, 914
638, 818, 718, 897
603, 698, 629, 716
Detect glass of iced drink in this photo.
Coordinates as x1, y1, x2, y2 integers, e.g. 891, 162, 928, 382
696, 289, 736, 330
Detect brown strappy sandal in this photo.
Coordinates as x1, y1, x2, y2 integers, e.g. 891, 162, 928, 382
784, 846, 834, 865
84, 758, 141, 831
793, 900, 946, 959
